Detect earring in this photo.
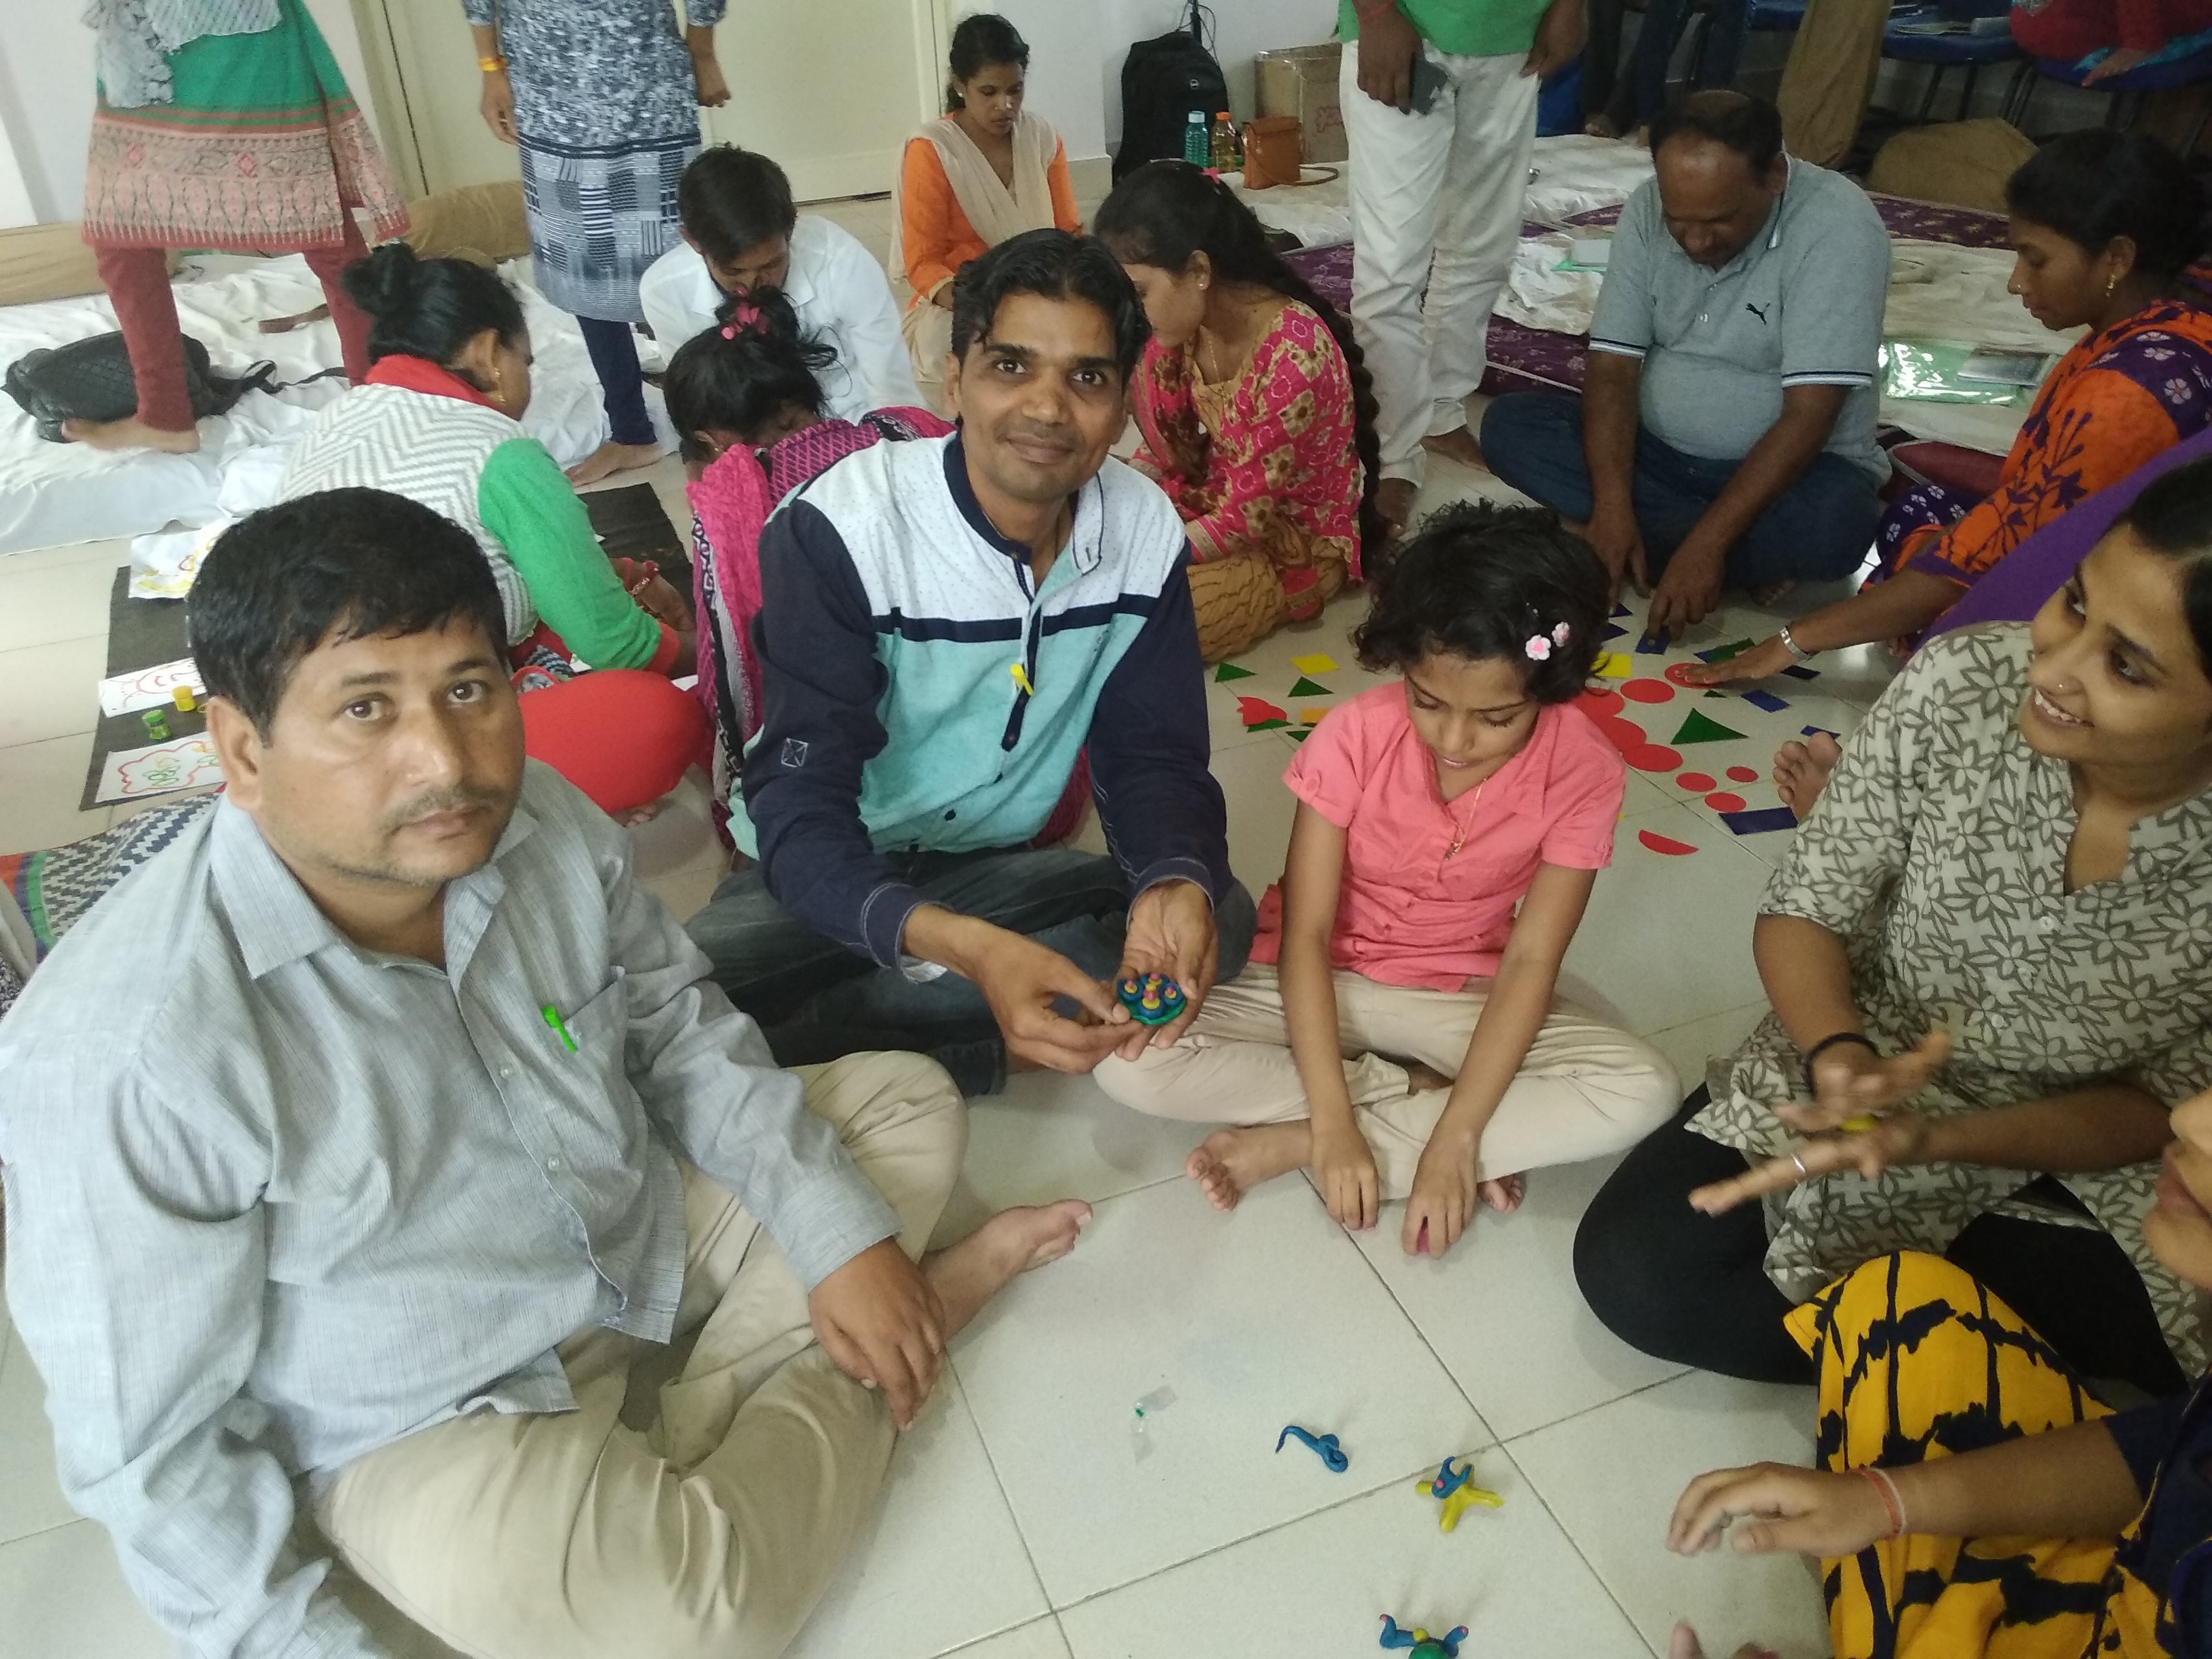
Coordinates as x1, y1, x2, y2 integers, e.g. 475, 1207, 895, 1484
2106, 271, 2120, 299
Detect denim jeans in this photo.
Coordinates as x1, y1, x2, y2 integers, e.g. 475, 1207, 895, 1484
684, 846, 1258, 1097
576, 315, 658, 448
1480, 391, 1879, 587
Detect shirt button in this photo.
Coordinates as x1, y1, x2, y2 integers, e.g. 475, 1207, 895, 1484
546, 1156, 561, 1173
2038, 916, 2058, 933
499, 1065, 514, 1079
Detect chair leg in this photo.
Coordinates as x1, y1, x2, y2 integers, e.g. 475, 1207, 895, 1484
1918, 63, 1944, 120
2004, 60, 2035, 126
1959, 60, 1981, 120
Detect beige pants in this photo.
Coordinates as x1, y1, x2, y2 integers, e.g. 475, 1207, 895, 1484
902, 301, 954, 415
1094, 965, 1678, 1193
314, 1051, 965, 1659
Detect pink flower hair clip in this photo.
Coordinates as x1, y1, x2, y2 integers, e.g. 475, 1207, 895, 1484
721, 300, 764, 340
1524, 634, 1552, 661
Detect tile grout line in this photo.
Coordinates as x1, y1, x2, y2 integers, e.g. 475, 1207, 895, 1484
1494, 1435, 1665, 1659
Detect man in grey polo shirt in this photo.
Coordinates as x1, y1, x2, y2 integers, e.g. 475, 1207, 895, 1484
1483, 91, 1890, 633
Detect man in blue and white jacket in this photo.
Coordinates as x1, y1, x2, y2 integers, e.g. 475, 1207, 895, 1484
687, 230, 1254, 1096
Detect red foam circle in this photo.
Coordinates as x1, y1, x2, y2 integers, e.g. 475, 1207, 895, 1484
1626, 743, 1683, 772
1621, 679, 1675, 704
1704, 791, 1748, 812
1638, 828, 1699, 855
1726, 765, 1760, 784
1676, 771, 1716, 792
1577, 687, 1625, 717
1599, 717, 1649, 755
1664, 662, 1701, 686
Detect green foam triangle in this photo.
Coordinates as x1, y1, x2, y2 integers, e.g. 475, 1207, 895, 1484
1287, 728, 1310, 742
1214, 662, 1255, 682
1288, 676, 1332, 697
1672, 708, 1747, 744
1246, 718, 1292, 731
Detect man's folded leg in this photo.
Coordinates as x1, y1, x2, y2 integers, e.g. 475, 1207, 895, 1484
315, 1052, 966, 1659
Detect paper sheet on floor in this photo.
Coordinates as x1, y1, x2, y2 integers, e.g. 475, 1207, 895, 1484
98, 656, 201, 717
94, 735, 224, 803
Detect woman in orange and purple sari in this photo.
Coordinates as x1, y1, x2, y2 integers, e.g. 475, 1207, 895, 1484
1692, 129, 2212, 813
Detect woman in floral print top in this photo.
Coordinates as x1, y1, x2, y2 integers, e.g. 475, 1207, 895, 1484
1693, 133, 2212, 754
1578, 456, 2212, 1397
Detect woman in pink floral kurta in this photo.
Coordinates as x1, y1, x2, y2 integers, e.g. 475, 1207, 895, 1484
1099, 163, 1382, 664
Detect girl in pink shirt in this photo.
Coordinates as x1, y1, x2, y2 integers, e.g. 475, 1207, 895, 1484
1098, 504, 1677, 1257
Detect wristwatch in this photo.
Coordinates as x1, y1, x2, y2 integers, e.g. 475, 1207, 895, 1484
1778, 622, 1818, 662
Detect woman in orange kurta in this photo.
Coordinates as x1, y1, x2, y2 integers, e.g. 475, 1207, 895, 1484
891, 13, 1078, 405
1693, 130, 2212, 693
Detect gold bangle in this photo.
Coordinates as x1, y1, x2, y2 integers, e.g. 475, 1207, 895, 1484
477, 55, 508, 74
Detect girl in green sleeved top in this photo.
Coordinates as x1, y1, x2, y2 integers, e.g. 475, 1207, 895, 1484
276, 245, 706, 820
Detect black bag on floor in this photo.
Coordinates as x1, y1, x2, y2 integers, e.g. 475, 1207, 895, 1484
1114, 0, 1229, 183
4, 330, 278, 443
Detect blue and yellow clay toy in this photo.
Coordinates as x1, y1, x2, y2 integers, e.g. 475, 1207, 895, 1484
1380, 1615, 1468, 1656
1117, 972, 1186, 1026
1416, 1455, 1505, 1531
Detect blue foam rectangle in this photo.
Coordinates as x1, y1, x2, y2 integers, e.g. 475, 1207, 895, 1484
1741, 690, 1789, 713
1801, 724, 1839, 738
1635, 630, 1669, 654
1721, 806, 1798, 835
1780, 664, 1818, 680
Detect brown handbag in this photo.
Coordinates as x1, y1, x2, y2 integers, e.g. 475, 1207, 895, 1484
1240, 116, 1303, 189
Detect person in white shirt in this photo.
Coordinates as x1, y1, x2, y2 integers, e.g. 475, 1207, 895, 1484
639, 145, 922, 421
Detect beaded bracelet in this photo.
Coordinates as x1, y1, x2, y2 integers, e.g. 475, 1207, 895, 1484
1856, 1465, 1906, 1538
477, 54, 508, 73
1804, 1030, 1878, 1070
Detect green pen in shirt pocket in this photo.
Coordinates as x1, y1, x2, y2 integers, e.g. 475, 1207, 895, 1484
541, 1004, 578, 1053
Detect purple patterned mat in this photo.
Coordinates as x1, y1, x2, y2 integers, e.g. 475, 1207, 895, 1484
1284, 189, 2013, 399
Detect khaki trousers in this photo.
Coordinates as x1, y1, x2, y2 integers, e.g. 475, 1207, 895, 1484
1094, 965, 1678, 1192
314, 1051, 966, 1659
1186, 552, 1349, 665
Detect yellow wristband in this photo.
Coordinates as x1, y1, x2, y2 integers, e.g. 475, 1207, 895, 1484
478, 54, 508, 73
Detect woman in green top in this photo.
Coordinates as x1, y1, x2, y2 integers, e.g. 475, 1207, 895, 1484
276, 246, 706, 818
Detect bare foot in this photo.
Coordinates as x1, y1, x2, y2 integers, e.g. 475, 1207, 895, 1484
1586, 113, 1623, 138
616, 799, 665, 828
565, 439, 662, 486
1403, 1060, 1452, 1093
1751, 580, 1796, 608
1478, 1172, 1526, 1213
60, 416, 200, 454
1772, 730, 1842, 821
925, 1199, 1091, 1337
1185, 1122, 1310, 1212
1375, 477, 1417, 542
1421, 426, 1486, 472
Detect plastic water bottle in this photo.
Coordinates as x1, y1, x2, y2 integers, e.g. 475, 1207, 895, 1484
1183, 108, 1209, 168
1208, 111, 1241, 173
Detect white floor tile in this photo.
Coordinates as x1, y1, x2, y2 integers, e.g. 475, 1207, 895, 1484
1645, 1003, 1770, 1104
785, 1373, 1049, 1659
951, 1176, 1487, 1606
628, 768, 729, 926
946, 1618, 1073, 1659
0, 1312, 74, 1547
1508, 1370, 1827, 1658
0, 544, 128, 654
1561, 800, 1772, 1037
1350, 1156, 1687, 1443
1208, 734, 1298, 899
1201, 587, 1384, 753
0, 635, 107, 751
1056, 1457, 1647, 1659
936, 1068, 1199, 1248
0, 1520, 172, 1659
0, 734, 112, 854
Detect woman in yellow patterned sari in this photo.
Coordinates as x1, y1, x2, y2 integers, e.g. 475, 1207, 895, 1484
1665, 1018, 2212, 1658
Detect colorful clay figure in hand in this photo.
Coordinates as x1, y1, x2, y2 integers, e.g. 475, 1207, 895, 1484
1117, 971, 1187, 1026
1379, 1615, 1468, 1656
1417, 1454, 1505, 1531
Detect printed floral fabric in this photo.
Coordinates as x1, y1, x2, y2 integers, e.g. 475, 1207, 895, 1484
1130, 299, 1363, 612
1882, 299, 2212, 591
1691, 624, 2212, 1374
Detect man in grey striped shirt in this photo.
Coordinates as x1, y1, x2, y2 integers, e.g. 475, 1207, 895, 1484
0, 488, 1088, 1659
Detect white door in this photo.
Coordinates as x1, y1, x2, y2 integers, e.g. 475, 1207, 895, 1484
352, 0, 939, 204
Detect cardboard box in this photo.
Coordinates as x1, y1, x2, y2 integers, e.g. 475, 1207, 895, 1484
1256, 43, 1345, 164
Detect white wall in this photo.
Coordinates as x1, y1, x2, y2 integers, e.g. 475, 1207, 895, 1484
0, 0, 382, 227
947, 0, 1341, 163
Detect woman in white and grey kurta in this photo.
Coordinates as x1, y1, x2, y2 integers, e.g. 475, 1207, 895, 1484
467, 0, 727, 482
1575, 499, 2212, 1397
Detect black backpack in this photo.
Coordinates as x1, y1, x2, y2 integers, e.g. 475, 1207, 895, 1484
3, 331, 279, 444
1114, 0, 1229, 184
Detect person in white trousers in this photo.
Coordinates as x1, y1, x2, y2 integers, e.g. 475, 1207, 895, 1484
1338, 0, 1585, 536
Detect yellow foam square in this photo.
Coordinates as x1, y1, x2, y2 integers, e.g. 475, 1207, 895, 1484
1290, 653, 1339, 675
